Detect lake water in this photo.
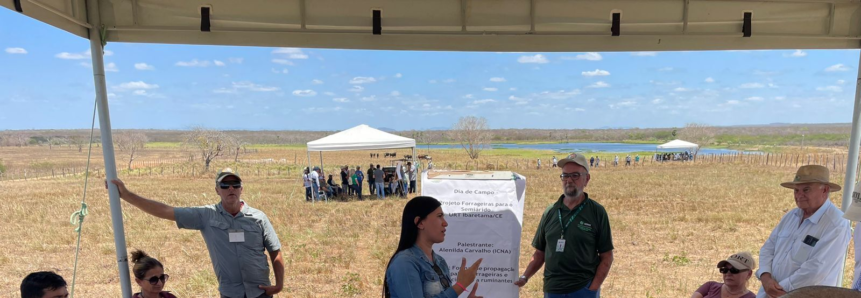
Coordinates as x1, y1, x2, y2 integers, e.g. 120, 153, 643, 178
421, 142, 753, 155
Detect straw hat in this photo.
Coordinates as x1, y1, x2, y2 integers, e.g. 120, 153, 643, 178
780, 165, 840, 192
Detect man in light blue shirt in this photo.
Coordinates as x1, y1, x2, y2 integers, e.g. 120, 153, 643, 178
756, 165, 851, 298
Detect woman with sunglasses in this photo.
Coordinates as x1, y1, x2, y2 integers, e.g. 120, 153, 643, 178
383, 196, 483, 298
131, 249, 177, 298
691, 252, 756, 298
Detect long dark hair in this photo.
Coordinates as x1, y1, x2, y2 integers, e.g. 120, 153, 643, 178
383, 196, 442, 298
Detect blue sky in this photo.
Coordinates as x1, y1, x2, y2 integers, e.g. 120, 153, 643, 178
2, 8, 859, 131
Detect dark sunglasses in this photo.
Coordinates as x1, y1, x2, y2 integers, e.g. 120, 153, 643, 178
719, 267, 748, 274
146, 274, 169, 285
219, 182, 242, 189
560, 172, 583, 181
431, 264, 451, 289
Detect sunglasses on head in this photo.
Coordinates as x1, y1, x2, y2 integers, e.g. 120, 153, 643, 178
719, 267, 747, 274
146, 274, 169, 285
219, 181, 242, 189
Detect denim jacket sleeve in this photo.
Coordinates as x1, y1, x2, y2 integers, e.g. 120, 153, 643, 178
387, 254, 458, 298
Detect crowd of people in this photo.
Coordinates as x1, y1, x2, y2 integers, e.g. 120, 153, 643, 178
17, 154, 861, 298
302, 161, 418, 201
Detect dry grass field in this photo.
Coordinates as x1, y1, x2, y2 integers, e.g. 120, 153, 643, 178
0, 145, 856, 297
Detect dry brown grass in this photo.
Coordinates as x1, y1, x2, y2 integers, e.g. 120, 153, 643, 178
0, 147, 856, 297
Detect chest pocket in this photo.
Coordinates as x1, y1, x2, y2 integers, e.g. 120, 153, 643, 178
240, 221, 264, 250
421, 271, 444, 297
208, 219, 229, 231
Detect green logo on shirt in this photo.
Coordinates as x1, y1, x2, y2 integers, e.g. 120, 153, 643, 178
578, 221, 593, 232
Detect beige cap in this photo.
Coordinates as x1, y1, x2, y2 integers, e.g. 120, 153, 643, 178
556, 153, 590, 172
215, 168, 242, 182
780, 165, 840, 192
717, 251, 756, 271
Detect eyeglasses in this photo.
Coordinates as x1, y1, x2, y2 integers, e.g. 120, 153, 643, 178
431, 264, 451, 289
146, 274, 169, 285
560, 172, 583, 181
218, 181, 242, 189
719, 267, 748, 274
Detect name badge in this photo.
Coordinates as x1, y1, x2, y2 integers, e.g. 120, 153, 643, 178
229, 229, 245, 243
556, 239, 566, 252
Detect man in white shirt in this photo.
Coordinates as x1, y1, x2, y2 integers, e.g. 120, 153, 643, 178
756, 165, 851, 298
309, 167, 321, 201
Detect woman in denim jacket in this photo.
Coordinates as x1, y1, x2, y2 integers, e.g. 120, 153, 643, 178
383, 196, 484, 298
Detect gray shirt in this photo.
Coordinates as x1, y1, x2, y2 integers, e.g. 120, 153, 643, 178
175, 201, 281, 298
374, 168, 384, 181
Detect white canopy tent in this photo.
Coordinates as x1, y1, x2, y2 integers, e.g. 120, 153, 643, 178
657, 139, 699, 150
7, 0, 861, 295
305, 124, 417, 189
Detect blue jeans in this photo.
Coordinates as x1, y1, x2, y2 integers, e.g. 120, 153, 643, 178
304, 187, 312, 201
544, 281, 599, 298
311, 182, 319, 200
375, 182, 385, 198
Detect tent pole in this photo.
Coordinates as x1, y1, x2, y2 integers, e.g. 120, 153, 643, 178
838, 50, 861, 287
86, 0, 132, 296
307, 150, 313, 203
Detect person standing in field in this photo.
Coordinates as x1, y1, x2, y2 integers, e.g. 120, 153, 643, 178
552, 156, 558, 168
110, 168, 284, 298
635, 155, 640, 165
625, 155, 631, 166
408, 161, 417, 194
613, 155, 618, 167
21, 271, 68, 298
357, 166, 365, 199
375, 164, 386, 199
302, 168, 312, 202
755, 165, 850, 298
515, 153, 614, 298
691, 252, 756, 298
351, 167, 363, 201
341, 166, 351, 197
310, 167, 321, 201
594, 156, 600, 168
368, 163, 376, 196
537, 158, 542, 170
590, 156, 595, 168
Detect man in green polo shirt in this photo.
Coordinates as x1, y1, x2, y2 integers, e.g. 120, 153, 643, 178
514, 153, 614, 298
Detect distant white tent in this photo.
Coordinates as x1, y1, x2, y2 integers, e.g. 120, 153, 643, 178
657, 139, 699, 150
307, 124, 415, 151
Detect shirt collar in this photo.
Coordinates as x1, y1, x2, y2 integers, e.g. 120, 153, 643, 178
555, 193, 590, 211
801, 200, 832, 224
216, 200, 249, 217
409, 244, 439, 266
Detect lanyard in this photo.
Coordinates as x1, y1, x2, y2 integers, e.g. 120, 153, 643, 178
557, 201, 585, 239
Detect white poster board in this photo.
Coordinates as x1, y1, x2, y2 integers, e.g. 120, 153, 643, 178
421, 170, 526, 298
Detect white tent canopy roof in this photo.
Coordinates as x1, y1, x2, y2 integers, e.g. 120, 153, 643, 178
5, 0, 861, 52
307, 124, 416, 152
657, 139, 699, 149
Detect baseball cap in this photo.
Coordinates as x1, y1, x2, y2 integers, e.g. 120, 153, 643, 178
717, 252, 755, 271
215, 168, 242, 182
556, 153, 590, 173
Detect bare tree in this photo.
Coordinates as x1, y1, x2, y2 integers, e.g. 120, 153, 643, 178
185, 127, 235, 171
678, 123, 715, 156
450, 116, 491, 160
69, 135, 89, 152
115, 132, 148, 170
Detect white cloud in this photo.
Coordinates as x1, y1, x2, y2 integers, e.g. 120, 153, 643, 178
587, 81, 610, 88
651, 98, 663, 104
132, 90, 150, 96
581, 69, 610, 77
509, 87, 517, 91
574, 108, 586, 112
746, 96, 764, 101
463, 94, 474, 99
658, 67, 674, 72
727, 100, 740, 105
390, 91, 401, 96
360, 95, 377, 102
534, 89, 581, 100
115, 81, 159, 91
774, 96, 786, 101
609, 101, 636, 109
350, 77, 377, 84
395, 73, 403, 78
673, 87, 689, 92
105, 62, 119, 72
323, 92, 336, 96
825, 64, 850, 72
472, 99, 496, 104
56, 52, 88, 60
292, 89, 317, 97
483, 87, 498, 92
175, 59, 211, 67
333, 98, 350, 103
817, 86, 843, 92
838, 80, 846, 85
739, 83, 765, 89
518, 54, 549, 64
312, 79, 324, 84
349, 85, 364, 93
213, 88, 237, 94
5, 47, 26, 54
272, 59, 294, 65
631, 52, 657, 57
228, 57, 244, 64
785, 50, 807, 58
490, 77, 507, 82
429, 80, 438, 84
272, 48, 309, 59
704, 77, 715, 83
134, 63, 155, 70
214, 60, 226, 67
564, 52, 602, 61
233, 81, 280, 92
